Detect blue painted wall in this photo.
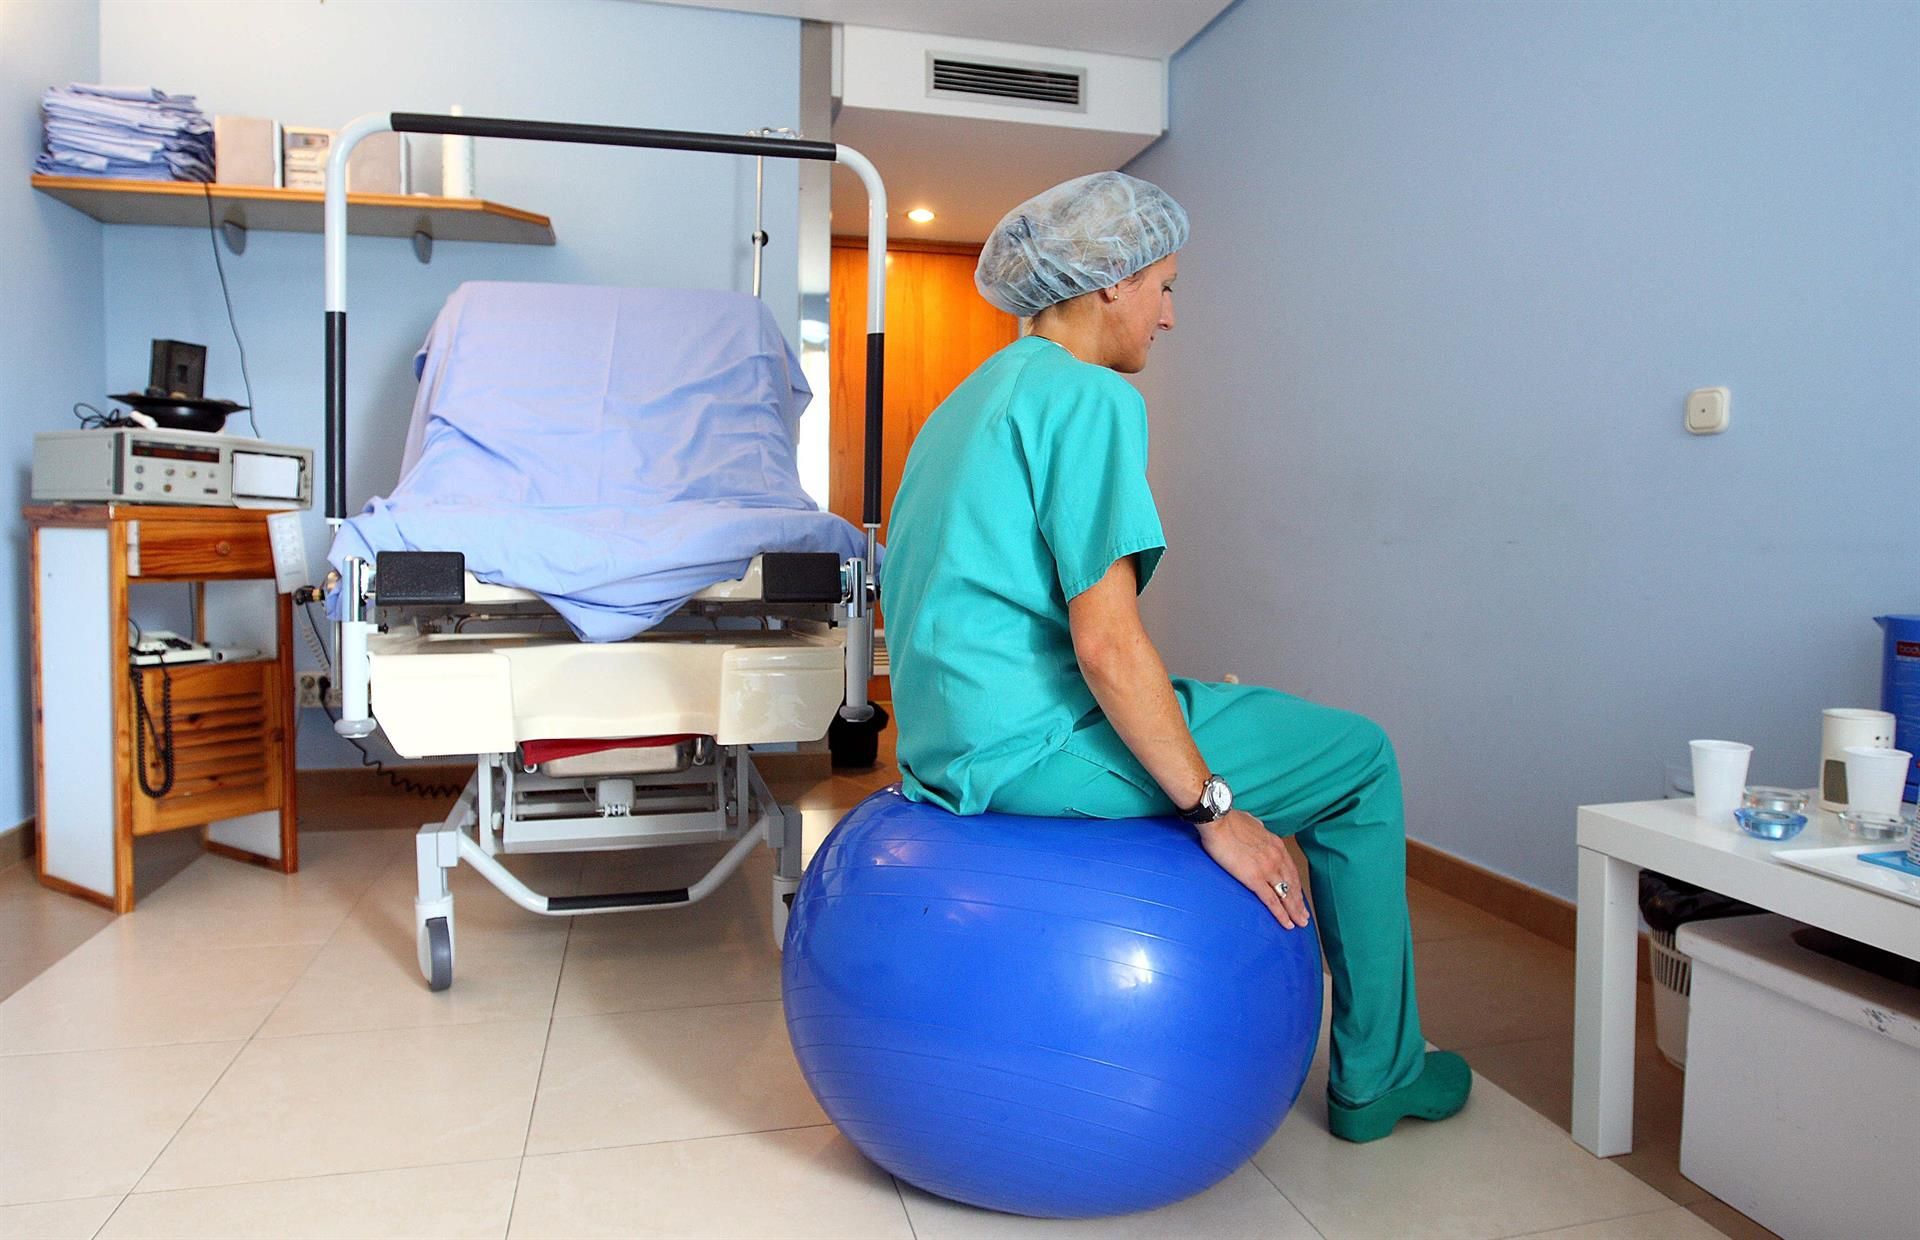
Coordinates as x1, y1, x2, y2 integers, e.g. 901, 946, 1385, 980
1, 0, 104, 827
1128, 0, 1919, 898
94, 0, 806, 767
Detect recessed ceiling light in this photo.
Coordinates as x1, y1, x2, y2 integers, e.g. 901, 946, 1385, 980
906, 208, 936, 224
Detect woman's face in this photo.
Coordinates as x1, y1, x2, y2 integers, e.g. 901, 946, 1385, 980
1106, 253, 1177, 373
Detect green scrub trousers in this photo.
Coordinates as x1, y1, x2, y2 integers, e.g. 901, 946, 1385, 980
883, 336, 1426, 1108
991, 677, 1427, 1109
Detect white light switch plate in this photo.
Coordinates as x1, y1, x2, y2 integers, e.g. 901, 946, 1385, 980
1686, 386, 1730, 434
266, 510, 309, 594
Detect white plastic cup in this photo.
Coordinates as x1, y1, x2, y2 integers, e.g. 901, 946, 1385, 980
1820, 707, 1897, 810
1841, 746, 1910, 818
1690, 740, 1753, 822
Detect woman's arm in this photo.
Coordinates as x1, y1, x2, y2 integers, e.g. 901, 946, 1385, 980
1068, 557, 1310, 927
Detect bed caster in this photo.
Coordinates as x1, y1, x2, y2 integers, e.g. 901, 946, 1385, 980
772, 877, 798, 949
417, 901, 456, 991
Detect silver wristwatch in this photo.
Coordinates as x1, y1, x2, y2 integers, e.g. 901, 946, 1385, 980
1179, 774, 1233, 825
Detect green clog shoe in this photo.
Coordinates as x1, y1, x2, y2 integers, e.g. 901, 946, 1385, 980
1328, 1050, 1473, 1143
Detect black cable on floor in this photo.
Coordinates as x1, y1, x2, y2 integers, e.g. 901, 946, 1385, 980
321, 700, 467, 799
302, 588, 459, 798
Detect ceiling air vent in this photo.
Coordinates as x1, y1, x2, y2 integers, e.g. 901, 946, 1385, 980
927, 53, 1086, 113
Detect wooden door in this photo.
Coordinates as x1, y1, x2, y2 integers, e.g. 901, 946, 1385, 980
828, 240, 1019, 541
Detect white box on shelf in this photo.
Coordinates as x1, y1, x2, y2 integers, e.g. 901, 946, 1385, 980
1678, 913, 1920, 1240
282, 125, 333, 190
213, 116, 282, 187
283, 128, 410, 194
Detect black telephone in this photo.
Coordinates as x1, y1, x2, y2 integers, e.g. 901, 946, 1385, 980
128, 628, 199, 798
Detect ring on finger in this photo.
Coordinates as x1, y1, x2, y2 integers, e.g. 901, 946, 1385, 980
1273, 880, 1291, 899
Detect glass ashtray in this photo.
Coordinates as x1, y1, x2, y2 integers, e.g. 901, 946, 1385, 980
1838, 808, 1915, 842
1743, 786, 1810, 815
1734, 807, 1808, 841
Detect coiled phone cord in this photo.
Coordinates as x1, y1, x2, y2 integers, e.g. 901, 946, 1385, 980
132, 662, 176, 798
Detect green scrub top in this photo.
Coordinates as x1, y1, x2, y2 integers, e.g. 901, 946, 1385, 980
881, 335, 1166, 815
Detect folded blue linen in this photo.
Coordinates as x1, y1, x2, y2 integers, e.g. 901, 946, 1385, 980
36, 83, 211, 181
330, 283, 871, 642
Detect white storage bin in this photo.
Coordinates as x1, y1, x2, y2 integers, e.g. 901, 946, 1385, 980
1648, 927, 1691, 1068
1678, 913, 1920, 1240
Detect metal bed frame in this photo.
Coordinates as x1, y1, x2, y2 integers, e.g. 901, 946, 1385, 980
317, 112, 887, 989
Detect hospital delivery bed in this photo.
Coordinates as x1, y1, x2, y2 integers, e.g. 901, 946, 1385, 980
317, 113, 889, 990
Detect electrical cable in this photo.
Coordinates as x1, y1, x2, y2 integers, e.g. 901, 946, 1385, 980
72, 401, 128, 429
300, 598, 333, 671
320, 701, 466, 799
302, 604, 461, 799
127, 618, 176, 798
200, 180, 261, 437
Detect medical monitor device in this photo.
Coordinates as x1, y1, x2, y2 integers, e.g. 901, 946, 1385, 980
32, 428, 313, 509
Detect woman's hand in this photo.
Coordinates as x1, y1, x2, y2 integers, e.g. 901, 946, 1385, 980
1196, 810, 1311, 929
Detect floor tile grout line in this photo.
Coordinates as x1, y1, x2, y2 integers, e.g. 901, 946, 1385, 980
106, 1034, 251, 1214
208, 1007, 560, 1047
76, 1155, 531, 1232
1489, 1199, 1706, 1240
90, 851, 408, 1206
547, 992, 791, 1023
85, 1193, 126, 1240
0, 900, 118, 1005
507, 910, 576, 1233
0, 1189, 129, 1211
890, 1174, 920, 1239
250, 859, 391, 1036
524, 1121, 837, 1161
1248, 1147, 1333, 1238
101, 1152, 525, 1200
0, 1029, 267, 1059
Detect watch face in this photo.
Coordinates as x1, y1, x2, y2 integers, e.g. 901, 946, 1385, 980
1204, 777, 1232, 817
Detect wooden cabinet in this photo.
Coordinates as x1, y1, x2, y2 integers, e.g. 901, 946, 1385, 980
132, 515, 278, 579
129, 660, 285, 836
26, 504, 298, 912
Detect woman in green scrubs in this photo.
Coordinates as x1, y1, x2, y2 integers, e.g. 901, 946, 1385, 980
879, 172, 1470, 1144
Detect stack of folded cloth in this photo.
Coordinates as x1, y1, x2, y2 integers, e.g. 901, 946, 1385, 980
36, 83, 213, 181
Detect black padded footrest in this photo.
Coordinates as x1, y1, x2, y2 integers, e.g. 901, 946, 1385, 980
550, 887, 691, 911
375, 551, 467, 606
761, 552, 844, 603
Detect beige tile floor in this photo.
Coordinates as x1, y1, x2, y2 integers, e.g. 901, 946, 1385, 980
0, 734, 1776, 1239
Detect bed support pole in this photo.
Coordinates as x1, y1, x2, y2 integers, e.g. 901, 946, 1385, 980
321, 112, 888, 737
832, 145, 888, 725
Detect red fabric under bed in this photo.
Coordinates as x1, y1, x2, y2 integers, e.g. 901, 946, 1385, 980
519, 735, 700, 765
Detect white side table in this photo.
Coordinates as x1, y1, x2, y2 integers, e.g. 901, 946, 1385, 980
1572, 798, 1920, 1156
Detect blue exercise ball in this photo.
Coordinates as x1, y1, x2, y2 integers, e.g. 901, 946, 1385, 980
782, 787, 1323, 1219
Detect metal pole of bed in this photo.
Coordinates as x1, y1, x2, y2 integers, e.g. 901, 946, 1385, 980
322, 112, 889, 738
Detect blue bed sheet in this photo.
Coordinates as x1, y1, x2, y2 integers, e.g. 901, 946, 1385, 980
329, 282, 866, 641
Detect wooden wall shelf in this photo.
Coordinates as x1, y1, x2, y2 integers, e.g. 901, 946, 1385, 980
30, 175, 555, 248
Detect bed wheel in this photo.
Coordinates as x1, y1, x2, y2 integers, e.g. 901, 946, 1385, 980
422, 916, 454, 991
772, 878, 799, 950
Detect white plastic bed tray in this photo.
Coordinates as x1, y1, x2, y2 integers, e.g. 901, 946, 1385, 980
368, 626, 845, 759
367, 553, 848, 758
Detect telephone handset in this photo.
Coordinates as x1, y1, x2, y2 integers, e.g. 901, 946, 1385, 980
130, 630, 213, 667
128, 629, 206, 799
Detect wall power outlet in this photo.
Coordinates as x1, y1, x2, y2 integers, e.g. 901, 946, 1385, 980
294, 671, 342, 710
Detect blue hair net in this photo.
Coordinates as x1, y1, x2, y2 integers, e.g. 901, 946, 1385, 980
975, 172, 1189, 318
